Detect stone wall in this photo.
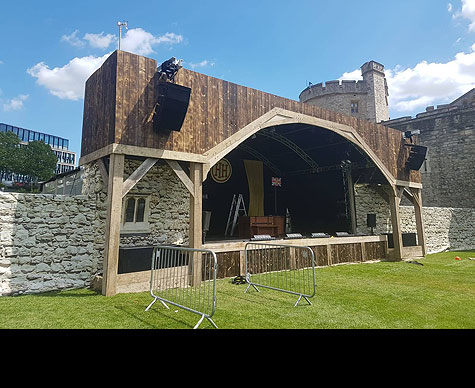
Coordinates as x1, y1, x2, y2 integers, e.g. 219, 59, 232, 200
355, 184, 475, 254
300, 61, 389, 123
384, 106, 475, 208
81, 159, 190, 248
300, 81, 370, 122
0, 159, 191, 296
0, 192, 101, 296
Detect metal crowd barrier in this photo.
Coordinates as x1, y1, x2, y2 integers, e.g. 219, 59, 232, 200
145, 245, 218, 329
244, 242, 316, 306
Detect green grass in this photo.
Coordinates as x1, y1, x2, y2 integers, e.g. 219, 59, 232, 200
1, 250, 474, 329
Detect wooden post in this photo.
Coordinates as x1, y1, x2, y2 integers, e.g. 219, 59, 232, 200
411, 187, 427, 256
103, 153, 124, 296
346, 170, 357, 234
388, 184, 404, 261
189, 163, 203, 286
239, 250, 246, 276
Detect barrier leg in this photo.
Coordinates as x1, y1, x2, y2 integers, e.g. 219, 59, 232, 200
145, 297, 169, 311
295, 294, 312, 307
244, 283, 260, 293
194, 314, 218, 329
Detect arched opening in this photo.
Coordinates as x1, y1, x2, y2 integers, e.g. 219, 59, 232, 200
202, 122, 390, 242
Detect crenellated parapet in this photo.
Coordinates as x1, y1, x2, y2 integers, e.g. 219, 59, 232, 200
299, 79, 368, 102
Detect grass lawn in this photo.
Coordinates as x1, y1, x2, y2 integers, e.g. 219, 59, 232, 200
0, 250, 474, 330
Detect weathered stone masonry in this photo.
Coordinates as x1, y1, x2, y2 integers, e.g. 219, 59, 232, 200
384, 96, 475, 209
0, 192, 100, 296
0, 160, 190, 296
355, 184, 475, 254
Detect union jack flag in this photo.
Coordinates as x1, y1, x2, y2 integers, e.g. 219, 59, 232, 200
272, 177, 282, 187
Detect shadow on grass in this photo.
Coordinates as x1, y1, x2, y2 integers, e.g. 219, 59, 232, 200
29, 290, 101, 298
126, 303, 217, 330
218, 286, 314, 309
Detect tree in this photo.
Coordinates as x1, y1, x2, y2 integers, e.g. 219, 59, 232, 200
0, 131, 21, 181
18, 140, 58, 184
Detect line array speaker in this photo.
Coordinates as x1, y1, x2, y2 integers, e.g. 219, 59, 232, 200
153, 81, 191, 132
405, 144, 428, 171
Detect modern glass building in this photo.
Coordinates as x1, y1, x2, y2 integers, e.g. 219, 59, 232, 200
0, 122, 77, 182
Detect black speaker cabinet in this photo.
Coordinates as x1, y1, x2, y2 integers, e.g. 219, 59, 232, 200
367, 214, 376, 228
405, 144, 428, 171
153, 81, 191, 132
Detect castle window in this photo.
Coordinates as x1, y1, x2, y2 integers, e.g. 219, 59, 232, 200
351, 101, 359, 114
121, 194, 151, 233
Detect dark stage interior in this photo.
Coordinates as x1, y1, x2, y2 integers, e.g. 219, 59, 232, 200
202, 123, 388, 241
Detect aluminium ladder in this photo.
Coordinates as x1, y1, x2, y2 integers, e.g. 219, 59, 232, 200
225, 194, 247, 237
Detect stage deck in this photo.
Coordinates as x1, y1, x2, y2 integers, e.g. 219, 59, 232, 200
112, 235, 425, 294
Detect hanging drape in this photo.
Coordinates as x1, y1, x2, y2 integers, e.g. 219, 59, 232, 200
244, 159, 264, 216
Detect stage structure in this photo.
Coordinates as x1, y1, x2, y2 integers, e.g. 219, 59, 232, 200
80, 50, 426, 296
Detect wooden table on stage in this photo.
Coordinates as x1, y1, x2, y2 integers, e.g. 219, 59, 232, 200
238, 216, 285, 239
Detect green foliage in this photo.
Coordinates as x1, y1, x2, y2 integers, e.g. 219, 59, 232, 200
18, 140, 58, 182
0, 131, 22, 178
0, 132, 57, 185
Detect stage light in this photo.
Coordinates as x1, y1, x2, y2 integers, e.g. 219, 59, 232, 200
335, 232, 350, 237
285, 233, 303, 239
311, 233, 330, 238
251, 235, 274, 241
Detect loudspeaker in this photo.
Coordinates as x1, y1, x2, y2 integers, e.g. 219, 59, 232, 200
367, 214, 376, 228
154, 81, 191, 132
405, 144, 428, 171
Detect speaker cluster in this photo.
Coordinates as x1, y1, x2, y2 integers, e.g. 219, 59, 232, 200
153, 81, 191, 132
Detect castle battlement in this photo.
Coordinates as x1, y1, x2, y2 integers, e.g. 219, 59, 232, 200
299, 79, 367, 101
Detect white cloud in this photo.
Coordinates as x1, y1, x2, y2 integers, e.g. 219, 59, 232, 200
120, 29, 183, 56
3, 94, 29, 112
339, 69, 363, 81
83, 32, 117, 49
452, 0, 475, 31
27, 53, 111, 100
188, 60, 215, 69
28, 27, 184, 101
61, 30, 85, 47
60, 27, 183, 55
386, 49, 475, 113
448, 3, 453, 12
338, 46, 475, 115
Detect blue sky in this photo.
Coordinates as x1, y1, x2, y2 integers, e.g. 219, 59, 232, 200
1, 0, 475, 159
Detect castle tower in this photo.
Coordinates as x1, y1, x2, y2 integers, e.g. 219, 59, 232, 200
361, 61, 389, 123
299, 60, 390, 123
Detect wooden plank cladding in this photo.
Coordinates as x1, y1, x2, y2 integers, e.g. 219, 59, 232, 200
81, 50, 420, 183
204, 235, 389, 278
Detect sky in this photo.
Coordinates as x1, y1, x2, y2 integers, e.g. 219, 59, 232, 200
1, 0, 475, 159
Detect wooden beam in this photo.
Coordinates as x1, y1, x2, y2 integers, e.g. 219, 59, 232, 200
113, 144, 207, 163
202, 108, 398, 187
122, 158, 158, 198
410, 187, 427, 256
388, 185, 404, 261
103, 153, 124, 296
79, 143, 117, 166
165, 160, 195, 196
189, 163, 203, 286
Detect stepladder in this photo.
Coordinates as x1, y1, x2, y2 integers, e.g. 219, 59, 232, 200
225, 194, 247, 237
